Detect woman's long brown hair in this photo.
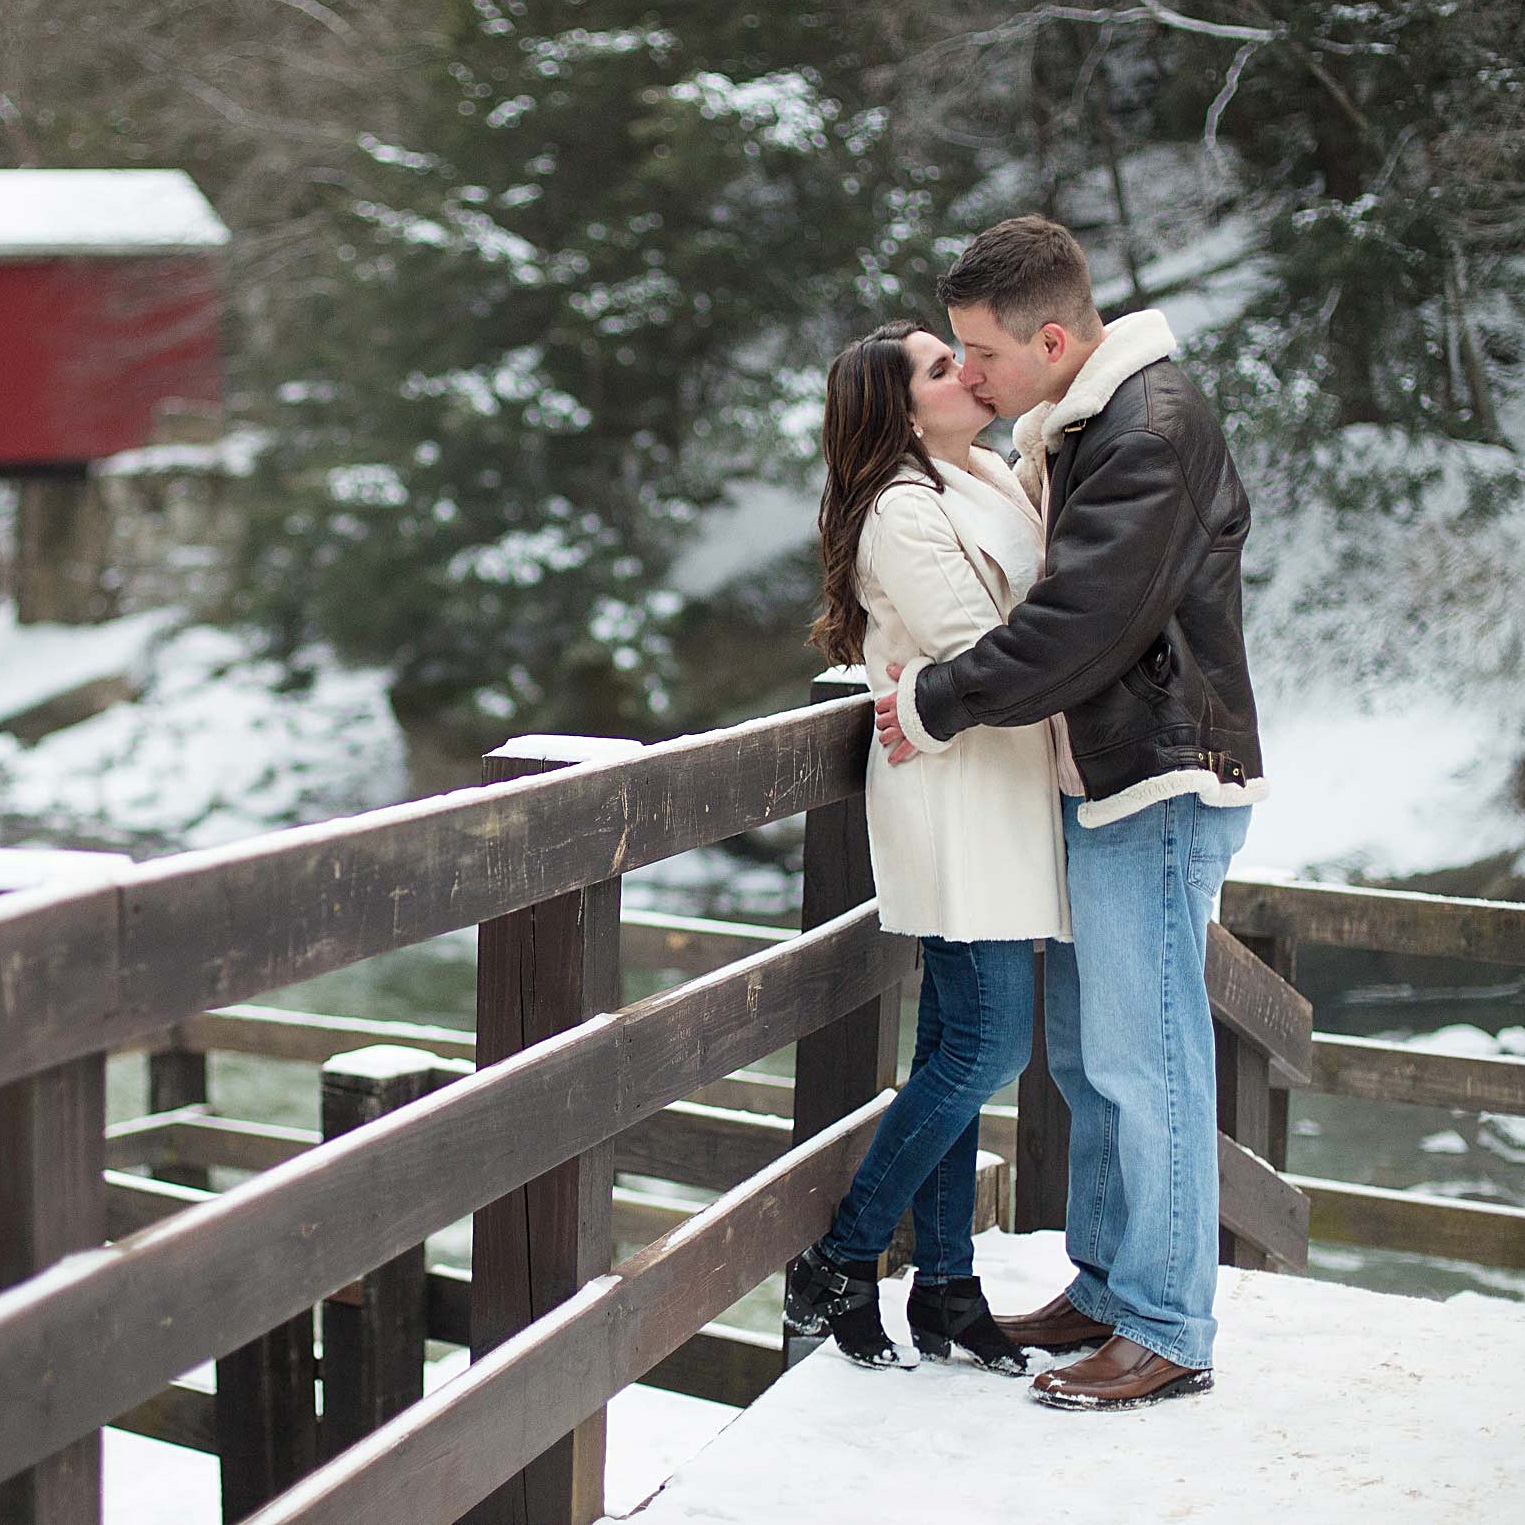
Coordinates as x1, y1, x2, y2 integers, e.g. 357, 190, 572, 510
810, 320, 947, 667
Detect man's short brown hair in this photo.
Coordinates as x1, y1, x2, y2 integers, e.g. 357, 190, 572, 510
936, 215, 1101, 341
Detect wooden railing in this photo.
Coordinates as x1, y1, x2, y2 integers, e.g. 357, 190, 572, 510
1222, 878, 1525, 1272
0, 673, 1308, 1525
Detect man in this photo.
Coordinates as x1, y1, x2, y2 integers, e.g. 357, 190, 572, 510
875, 215, 1267, 1410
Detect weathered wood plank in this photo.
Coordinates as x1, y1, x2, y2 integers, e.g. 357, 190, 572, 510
179, 1007, 477, 1067
0, 880, 119, 1094
0, 901, 913, 1484
105, 1113, 319, 1175
688, 1069, 793, 1116
1216, 1022, 1272, 1271
621, 910, 793, 978
319, 1048, 439, 1460
147, 1040, 211, 1191
104, 1170, 215, 1239
216, 1317, 317, 1518
1016, 950, 1068, 1233
1216, 1132, 1309, 1271
32, 697, 861, 1083
617, 1100, 792, 1191
1237, 933, 1297, 1170
1310, 1034, 1525, 1113
1289, 1174, 1525, 1270
1222, 877, 1525, 966
110, 1381, 216, 1453
238, 1094, 890, 1525
0, 1054, 107, 1524
1205, 922, 1313, 1085
469, 737, 633, 1525
788, 673, 900, 1362
640, 1324, 783, 1409
215, 1315, 317, 1521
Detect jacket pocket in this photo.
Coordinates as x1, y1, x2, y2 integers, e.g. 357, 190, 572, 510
1120, 634, 1174, 704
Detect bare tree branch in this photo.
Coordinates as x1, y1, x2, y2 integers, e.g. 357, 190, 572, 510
1204, 39, 1261, 161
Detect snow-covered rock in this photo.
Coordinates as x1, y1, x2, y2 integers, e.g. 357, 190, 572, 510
0, 621, 408, 852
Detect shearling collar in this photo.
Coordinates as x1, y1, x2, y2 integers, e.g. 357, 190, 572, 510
1011, 309, 1178, 462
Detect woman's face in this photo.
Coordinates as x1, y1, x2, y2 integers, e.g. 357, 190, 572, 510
904, 329, 996, 447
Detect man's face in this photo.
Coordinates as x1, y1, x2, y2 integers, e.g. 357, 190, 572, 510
949, 302, 1061, 419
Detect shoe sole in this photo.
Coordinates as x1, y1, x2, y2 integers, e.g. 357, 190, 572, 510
912, 1330, 1027, 1378
1031, 1369, 1213, 1412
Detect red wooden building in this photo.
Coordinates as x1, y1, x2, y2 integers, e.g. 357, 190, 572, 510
0, 169, 229, 621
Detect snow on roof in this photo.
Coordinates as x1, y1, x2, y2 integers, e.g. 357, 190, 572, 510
0, 170, 230, 258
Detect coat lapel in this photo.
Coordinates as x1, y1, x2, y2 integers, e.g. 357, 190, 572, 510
932, 456, 1043, 597
1045, 431, 1083, 546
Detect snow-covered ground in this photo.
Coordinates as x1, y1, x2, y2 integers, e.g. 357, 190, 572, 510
103, 1370, 737, 1524
0, 603, 175, 725
617, 1228, 1525, 1525
0, 615, 408, 851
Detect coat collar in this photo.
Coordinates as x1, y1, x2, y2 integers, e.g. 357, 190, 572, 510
929, 451, 1043, 594
1010, 309, 1177, 462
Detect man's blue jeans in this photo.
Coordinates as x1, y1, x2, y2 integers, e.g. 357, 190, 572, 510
819, 936, 1034, 1282
1044, 793, 1252, 1370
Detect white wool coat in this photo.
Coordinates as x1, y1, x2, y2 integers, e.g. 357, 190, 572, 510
855, 450, 1070, 943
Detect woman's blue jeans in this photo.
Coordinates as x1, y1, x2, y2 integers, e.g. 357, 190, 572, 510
818, 936, 1035, 1283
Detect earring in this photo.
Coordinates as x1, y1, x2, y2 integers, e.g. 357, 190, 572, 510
913, 425, 924, 439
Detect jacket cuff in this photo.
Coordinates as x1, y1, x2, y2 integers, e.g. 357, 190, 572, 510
896, 657, 957, 755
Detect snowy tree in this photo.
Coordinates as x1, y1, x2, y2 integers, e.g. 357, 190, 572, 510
240, 0, 962, 742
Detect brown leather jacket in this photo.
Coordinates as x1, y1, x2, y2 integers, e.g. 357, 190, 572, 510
913, 358, 1265, 813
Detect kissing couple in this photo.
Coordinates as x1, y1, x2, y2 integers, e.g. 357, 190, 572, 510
786, 214, 1266, 1411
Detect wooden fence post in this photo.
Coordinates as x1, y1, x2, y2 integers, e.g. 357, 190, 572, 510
1014, 952, 1070, 1231
0, 1056, 107, 1525
787, 671, 901, 1361
466, 735, 639, 1525
319, 1045, 440, 1458
1239, 933, 1298, 1174
1216, 930, 1298, 1269
148, 1032, 210, 1191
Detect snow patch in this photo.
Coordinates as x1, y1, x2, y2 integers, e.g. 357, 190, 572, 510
0, 622, 407, 851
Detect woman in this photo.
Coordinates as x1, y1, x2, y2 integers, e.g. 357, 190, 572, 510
785, 319, 1069, 1374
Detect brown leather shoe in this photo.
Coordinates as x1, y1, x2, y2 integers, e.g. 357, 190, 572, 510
1030, 1335, 1213, 1410
992, 1293, 1113, 1353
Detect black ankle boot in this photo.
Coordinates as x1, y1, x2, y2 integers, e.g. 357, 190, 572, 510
785, 1245, 904, 1369
907, 1276, 1027, 1376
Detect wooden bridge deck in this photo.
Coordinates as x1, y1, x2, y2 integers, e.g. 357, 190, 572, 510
610, 1230, 1525, 1525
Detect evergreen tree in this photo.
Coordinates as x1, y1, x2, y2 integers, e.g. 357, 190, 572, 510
242, 0, 960, 742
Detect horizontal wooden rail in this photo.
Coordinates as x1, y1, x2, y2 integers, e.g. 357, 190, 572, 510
1223, 877, 1525, 966
104, 1170, 215, 1240
617, 1101, 792, 1191
1217, 1133, 1309, 1270
621, 909, 795, 976
1290, 1175, 1525, 1271
106, 1110, 315, 1176
1309, 1034, 1525, 1112
0, 902, 913, 1484
0, 695, 874, 1086
239, 1095, 889, 1525
1205, 921, 1313, 1083
113, 1380, 216, 1453
177, 1007, 477, 1067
